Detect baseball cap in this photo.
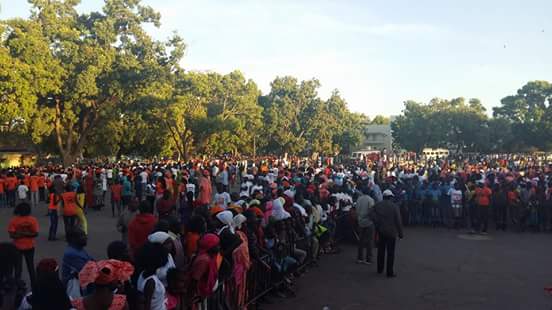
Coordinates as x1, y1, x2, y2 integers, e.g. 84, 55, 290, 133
382, 189, 394, 197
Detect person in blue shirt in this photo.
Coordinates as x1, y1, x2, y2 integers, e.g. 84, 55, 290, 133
121, 176, 132, 210
427, 182, 442, 227
61, 228, 93, 290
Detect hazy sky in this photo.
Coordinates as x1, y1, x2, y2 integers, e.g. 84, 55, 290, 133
2, 0, 552, 117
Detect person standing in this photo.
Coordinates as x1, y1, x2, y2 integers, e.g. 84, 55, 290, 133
474, 182, 492, 234
8, 202, 39, 288
197, 170, 212, 208
48, 190, 60, 241
16, 180, 29, 205
0, 174, 6, 208
121, 176, 132, 210
29, 172, 39, 208
371, 190, 404, 278
128, 201, 158, 257
6, 172, 18, 207
356, 187, 375, 264
61, 184, 80, 237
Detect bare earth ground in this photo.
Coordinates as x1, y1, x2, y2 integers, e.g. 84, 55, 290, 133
1, 202, 551, 310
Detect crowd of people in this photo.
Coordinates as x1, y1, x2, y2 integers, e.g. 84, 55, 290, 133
1, 152, 552, 309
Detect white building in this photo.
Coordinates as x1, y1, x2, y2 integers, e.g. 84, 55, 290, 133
361, 124, 393, 151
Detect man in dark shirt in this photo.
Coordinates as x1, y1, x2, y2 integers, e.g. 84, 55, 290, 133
371, 189, 404, 278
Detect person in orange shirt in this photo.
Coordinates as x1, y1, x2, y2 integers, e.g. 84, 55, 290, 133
197, 170, 212, 207
37, 172, 46, 202
8, 202, 39, 288
474, 182, 492, 234
29, 172, 40, 208
111, 179, 123, 217
6, 172, 18, 207
61, 184, 81, 237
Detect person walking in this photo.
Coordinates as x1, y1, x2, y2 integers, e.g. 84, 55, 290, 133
356, 187, 375, 264
61, 184, 81, 237
8, 202, 39, 289
371, 189, 404, 278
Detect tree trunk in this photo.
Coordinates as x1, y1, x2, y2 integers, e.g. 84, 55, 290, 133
61, 152, 77, 167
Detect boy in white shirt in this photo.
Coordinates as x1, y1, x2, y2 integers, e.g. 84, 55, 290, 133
17, 181, 29, 203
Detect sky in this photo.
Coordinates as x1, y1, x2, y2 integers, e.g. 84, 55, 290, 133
2, 0, 552, 117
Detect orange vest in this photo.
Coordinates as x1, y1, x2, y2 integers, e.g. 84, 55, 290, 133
62, 192, 78, 216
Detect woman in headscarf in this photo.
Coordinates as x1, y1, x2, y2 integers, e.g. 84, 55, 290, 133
147, 231, 177, 286
190, 233, 221, 310
271, 197, 290, 221
71, 259, 134, 310
214, 210, 242, 284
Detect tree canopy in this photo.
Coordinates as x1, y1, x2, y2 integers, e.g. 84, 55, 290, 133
0, 0, 365, 163
392, 81, 552, 153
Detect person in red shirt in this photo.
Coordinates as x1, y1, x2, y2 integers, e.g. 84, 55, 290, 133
111, 180, 123, 217
29, 173, 40, 208
8, 202, 39, 288
475, 182, 492, 234
128, 200, 157, 257
6, 172, 18, 207
0, 175, 5, 208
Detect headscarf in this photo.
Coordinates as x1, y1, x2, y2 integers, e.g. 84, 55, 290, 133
271, 197, 290, 221
233, 214, 247, 230
147, 231, 172, 244
198, 233, 220, 297
216, 210, 235, 233
78, 259, 134, 288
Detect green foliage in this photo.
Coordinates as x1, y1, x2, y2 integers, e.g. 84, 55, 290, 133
370, 115, 390, 125
1, 0, 183, 164
392, 98, 489, 152
5, 2, 550, 161
493, 81, 552, 151
260, 80, 365, 156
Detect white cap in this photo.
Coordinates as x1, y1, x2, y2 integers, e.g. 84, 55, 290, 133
382, 189, 394, 197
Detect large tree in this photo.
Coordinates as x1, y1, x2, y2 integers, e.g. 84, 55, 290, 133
1, 0, 183, 165
493, 81, 552, 151
261, 78, 365, 156
392, 98, 489, 152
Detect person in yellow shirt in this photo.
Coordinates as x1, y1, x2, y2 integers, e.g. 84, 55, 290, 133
76, 184, 88, 235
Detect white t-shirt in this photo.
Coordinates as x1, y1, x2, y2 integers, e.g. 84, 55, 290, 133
186, 183, 196, 200
140, 171, 149, 184
101, 174, 107, 191
137, 273, 167, 310
17, 185, 29, 200
449, 188, 463, 207
214, 192, 231, 208
212, 166, 220, 178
